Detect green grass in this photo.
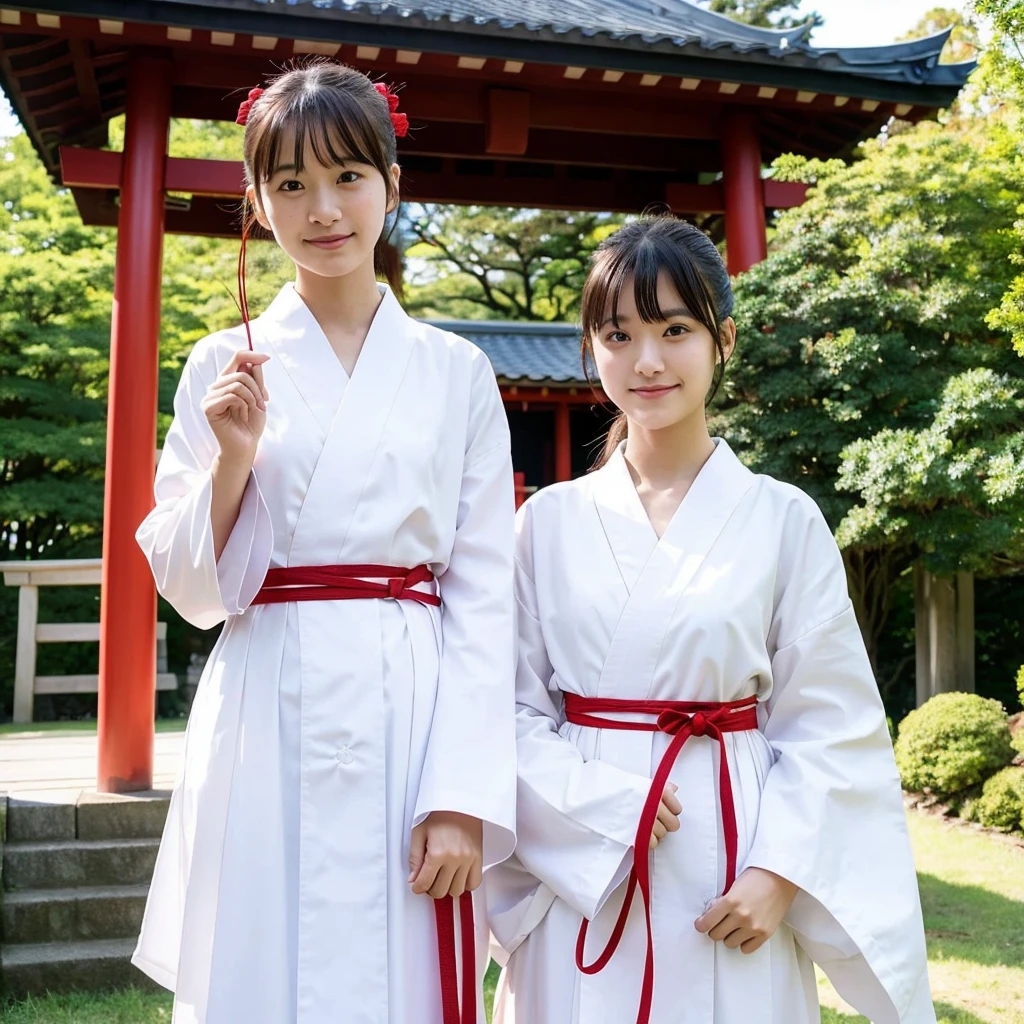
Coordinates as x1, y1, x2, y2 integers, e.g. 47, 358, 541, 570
0, 966, 499, 1023
2, 810, 1021, 1022
817, 811, 1024, 1024
0, 989, 172, 1023
0, 719, 186, 737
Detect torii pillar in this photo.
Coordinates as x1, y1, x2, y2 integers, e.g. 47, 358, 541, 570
722, 111, 768, 276
97, 53, 172, 792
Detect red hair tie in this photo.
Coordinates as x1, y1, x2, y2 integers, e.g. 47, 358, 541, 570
236, 87, 264, 126
375, 82, 409, 137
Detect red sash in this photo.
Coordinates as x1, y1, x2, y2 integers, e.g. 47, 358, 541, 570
255, 564, 474, 1024
562, 693, 759, 1024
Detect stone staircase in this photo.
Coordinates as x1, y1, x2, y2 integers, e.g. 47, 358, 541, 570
1, 790, 170, 996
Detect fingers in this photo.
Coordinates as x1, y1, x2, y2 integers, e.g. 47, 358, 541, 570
410, 856, 440, 896
447, 864, 472, 899
408, 824, 427, 884
247, 359, 270, 403
662, 783, 682, 817
467, 860, 483, 893
656, 801, 681, 834
225, 349, 271, 375
201, 394, 251, 424
651, 815, 667, 847
428, 863, 458, 901
694, 897, 728, 935
723, 926, 758, 950
211, 372, 265, 412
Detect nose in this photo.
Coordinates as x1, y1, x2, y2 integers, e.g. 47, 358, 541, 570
308, 184, 342, 227
634, 336, 664, 377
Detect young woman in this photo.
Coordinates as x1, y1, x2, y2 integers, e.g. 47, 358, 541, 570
134, 60, 516, 1024
486, 216, 933, 1024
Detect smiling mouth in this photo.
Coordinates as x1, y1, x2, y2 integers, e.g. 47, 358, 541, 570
305, 234, 353, 248
632, 385, 679, 396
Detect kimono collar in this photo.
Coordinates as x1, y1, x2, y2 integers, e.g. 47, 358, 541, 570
256, 280, 404, 337
597, 437, 754, 541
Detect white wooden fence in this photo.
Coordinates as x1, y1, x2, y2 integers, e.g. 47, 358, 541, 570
1, 558, 176, 723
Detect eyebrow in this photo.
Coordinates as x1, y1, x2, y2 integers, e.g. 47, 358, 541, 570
269, 158, 355, 176
599, 307, 693, 328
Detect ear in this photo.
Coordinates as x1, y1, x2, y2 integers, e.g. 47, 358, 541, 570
719, 317, 737, 364
248, 186, 271, 232
386, 163, 401, 215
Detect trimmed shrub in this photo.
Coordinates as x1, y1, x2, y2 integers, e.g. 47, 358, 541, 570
895, 693, 1015, 798
973, 767, 1024, 833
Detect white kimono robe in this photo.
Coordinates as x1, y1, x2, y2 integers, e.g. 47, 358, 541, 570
486, 439, 933, 1024
133, 282, 517, 1024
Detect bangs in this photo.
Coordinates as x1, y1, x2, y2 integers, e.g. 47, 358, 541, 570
581, 234, 720, 341
251, 86, 387, 185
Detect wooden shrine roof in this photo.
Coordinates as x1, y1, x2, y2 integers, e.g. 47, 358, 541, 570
0, 0, 976, 232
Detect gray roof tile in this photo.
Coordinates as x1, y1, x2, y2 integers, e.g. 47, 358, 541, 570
430, 319, 591, 385
248, 0, 973, 87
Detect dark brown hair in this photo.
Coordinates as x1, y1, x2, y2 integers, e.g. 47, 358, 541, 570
580, 214, 734, 468
236, 59, 403, 343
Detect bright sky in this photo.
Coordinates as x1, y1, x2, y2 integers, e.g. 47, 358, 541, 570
796, 0, 972, 47
0, 0, 973, 138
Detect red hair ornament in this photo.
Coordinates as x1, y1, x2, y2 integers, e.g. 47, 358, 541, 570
235, 87, 264, 126
374, 82, 409, 137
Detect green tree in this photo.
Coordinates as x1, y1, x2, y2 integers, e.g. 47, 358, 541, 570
698, 0, 818, 29
714, 120, 1024, 677
403, 205, 623, 321
897, 7, 981, 63
0, 134, 113, 560
973, 2, 1024, 355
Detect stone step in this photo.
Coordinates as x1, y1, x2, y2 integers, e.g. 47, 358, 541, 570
0, 937, 162, 997
3, 884, 149, 944
76, 791, 171, 842
5, 791, 171, 843
3, 838, 160, 891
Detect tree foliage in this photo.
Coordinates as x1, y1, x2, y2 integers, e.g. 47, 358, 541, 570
403, 205, 622, 321
697, 0, 817, 29
714, 118, 1024, 667
897, 7, 981, 63
0, 134, 112, 559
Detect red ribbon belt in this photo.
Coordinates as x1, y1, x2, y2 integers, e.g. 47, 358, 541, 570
563, 693, 759, 1024
253, 563, 474, 1024
252, 563, 441, 608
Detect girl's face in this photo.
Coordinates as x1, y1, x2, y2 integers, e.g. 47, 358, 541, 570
592, 271, 735, 436
252, 126, 400, 283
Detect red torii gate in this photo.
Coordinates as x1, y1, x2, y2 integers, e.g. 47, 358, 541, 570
0, 2, 970, 790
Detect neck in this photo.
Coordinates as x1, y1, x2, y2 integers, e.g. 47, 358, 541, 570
293, 256, 383, 335
622, 411, 715, 490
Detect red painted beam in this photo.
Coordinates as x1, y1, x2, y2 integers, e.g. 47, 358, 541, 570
97, 56, 172, 794
499, 386, 605, 405
486, 88, 530, 156
61, 147, 246, 196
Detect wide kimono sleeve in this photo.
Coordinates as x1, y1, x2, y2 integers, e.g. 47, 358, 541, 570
413, 356, 517, 871
744, 494, 934, 1024
135, 339, 273, 631
487, 495, 652, 956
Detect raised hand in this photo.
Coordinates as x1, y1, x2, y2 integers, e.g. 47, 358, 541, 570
201, 350, 271, 464
408, 811, 483, 900
694, 867, 798, 954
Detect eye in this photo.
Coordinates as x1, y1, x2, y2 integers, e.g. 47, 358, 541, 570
278, 179, 303, 192
339, 170, 361, 184
605, 331, 629, 344
665, 323, 689, 337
